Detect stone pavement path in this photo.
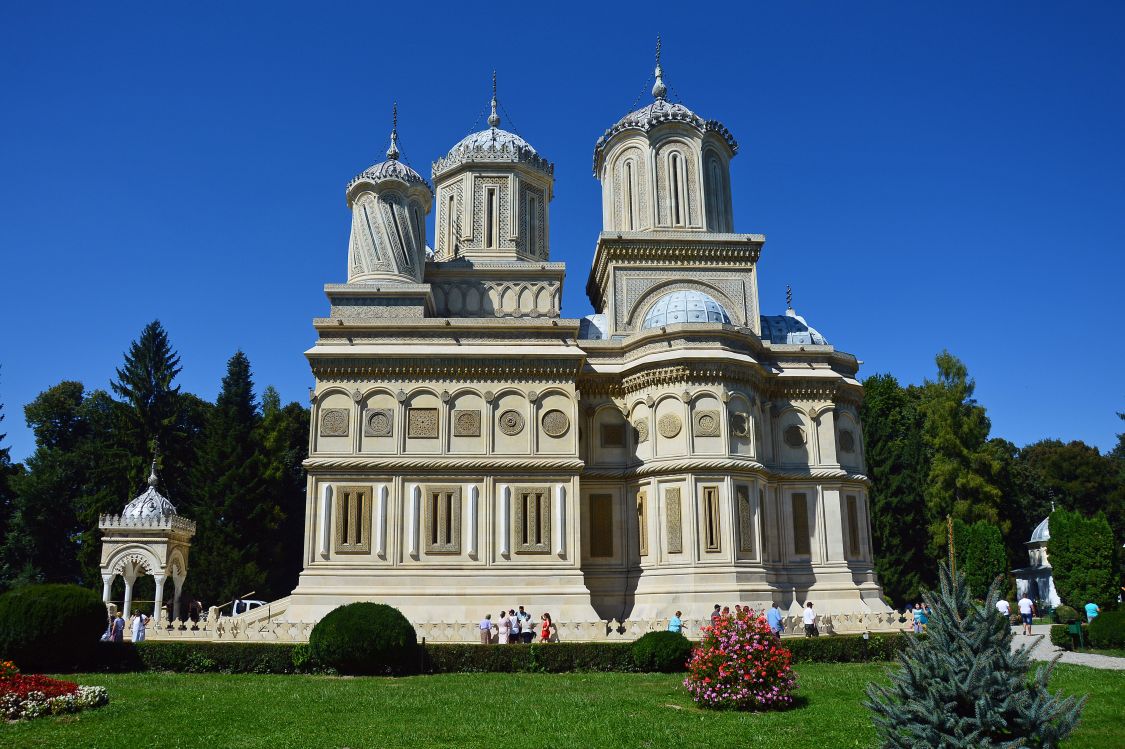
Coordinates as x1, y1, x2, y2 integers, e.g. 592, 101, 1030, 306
1010, 623, 1125, 671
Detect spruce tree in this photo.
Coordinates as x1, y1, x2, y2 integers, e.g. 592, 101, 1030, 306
257, 386, 310, 598
1048, 508, 1118, 610
866, 563, 1084, 747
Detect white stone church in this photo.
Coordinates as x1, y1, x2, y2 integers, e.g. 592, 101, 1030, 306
104, 53, 894, 641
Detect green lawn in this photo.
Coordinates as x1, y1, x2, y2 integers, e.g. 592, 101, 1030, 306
1, 664, 1120, 749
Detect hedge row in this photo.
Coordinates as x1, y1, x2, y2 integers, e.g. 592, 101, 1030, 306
68, 632, 912, 675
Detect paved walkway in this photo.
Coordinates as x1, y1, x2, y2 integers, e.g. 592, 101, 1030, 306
1010, 623, 1125, 671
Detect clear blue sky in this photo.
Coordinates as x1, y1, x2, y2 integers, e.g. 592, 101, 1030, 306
2, 2, 1123, 462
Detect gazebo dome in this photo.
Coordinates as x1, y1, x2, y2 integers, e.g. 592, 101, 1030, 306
121, 463, 178, 521
1030, 516, 1050, 543
641, 290, 732, 328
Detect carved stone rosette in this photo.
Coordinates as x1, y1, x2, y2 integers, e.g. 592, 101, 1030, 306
657, 413, 682, 439
320, 408, 350, 437
541, 409, 570, 437
693, 410, 720, 437
634, 417, 649, 444
408, 408, 439, 439
498, 409, 525, 436
363, 408, 393, 437
453, 409, 481, 437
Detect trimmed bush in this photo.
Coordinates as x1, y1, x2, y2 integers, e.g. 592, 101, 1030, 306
632, 631, 692, 672
684, 611, 795, 710
1088, 609, 1125, 649
1050, 623, 1088, 650
136, 641, 306, 673
309, 602, 417, 675
787, 631, 911, 662
1052, 605, 1080, 624
0, 584, 107, 672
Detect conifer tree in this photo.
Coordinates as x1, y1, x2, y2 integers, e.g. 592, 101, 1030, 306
963, 521, 1008, 598
257, 385, 310, 598
866, 563, 1084, 747
1048, 508, 1118, 610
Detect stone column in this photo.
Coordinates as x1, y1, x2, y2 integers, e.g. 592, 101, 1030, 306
152, 575, 166, 625
172, 577, 184, 623
101, 573, 113, 603
122, 577, 135, 620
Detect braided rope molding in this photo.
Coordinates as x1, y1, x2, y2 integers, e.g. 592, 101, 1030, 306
581, 458, 871, 484
304, 456, 585, 474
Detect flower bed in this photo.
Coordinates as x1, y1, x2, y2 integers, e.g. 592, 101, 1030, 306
0, 661, 109, 721
684, 610, 796, 710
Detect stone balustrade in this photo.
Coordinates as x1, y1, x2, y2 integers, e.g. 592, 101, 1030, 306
98, 513, 197, 533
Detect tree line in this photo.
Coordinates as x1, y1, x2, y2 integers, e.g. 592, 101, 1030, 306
863, 350, 1124, 606
0, 333, 1120, 611
0, 322, 309, 610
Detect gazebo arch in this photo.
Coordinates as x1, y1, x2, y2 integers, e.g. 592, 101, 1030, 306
98, 460, 196, 629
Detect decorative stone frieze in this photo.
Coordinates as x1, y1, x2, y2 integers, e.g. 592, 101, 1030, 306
665, 487, 682, 554
541, 409, 570, 437
319, 408, 350, 437
453, 409, 481, 437
363, 408, 393, 437
498, 409, 525, 436
693, 410, 720, 437
407, 408, 439, 438
657, 413, 682, 439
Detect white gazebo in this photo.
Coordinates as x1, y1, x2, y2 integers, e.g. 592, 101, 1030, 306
98, 460, 196, 626
1012, 514, 1061, 608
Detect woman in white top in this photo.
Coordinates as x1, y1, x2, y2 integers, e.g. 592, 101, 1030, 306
497, 611, 511, 644
131, 612, 147, 642
802, 602, 818, 637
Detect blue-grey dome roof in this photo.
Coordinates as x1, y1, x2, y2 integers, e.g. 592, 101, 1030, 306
1030, 516, 1050, 543
641, 290, 731, 329
760, 310, 829, 345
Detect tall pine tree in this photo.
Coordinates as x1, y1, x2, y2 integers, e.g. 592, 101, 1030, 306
866, 563, 1084, 747
919, 351, 1006, 559
186, 351, 269, 607
257, 386, 310, 599
862, 373, 933, 603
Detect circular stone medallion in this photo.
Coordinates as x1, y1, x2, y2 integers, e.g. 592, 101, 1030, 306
657, 413, 682, 439
498, 409, 525, 436
541, 409, 570, 437
697, 412, 718, 434
366, 410, 391, 435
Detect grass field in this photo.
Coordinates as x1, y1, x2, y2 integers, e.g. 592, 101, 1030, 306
1, 663, 1120, 749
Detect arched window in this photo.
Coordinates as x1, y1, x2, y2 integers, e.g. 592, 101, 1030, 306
445, 195, 456, 257
706, 155, 724, 230
623, 160, 635, 230
670, 153, 682, 226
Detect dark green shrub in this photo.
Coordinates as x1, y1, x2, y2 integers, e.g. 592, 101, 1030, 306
1052, 605, 1080, 624
631, 630, 692, 672
1088, 609, 1125, 649
0, 584, 107, 672
1048, 509, 1119, 610
421, 642, 636, 673
1050, 623, 1088, 650
787, 632, 910, 662
135, 641, 305, 673
308, 602, 417, 675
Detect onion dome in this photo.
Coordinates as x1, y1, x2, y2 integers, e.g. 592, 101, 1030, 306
122, 460, 179, 520
592, 40, 738, 174
1030, 516, 1050, 543
432, 75, 553, 181
347, 104, 432, 197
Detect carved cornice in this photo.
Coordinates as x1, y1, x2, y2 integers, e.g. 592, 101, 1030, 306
304, 456, 585, 474
581, 457, 870, 484
311, 357, 582, 382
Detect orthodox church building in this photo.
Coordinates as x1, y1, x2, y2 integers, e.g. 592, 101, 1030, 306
285, 55, 888, 634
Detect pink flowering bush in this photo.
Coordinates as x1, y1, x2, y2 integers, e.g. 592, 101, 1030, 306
684, 609, 796, 710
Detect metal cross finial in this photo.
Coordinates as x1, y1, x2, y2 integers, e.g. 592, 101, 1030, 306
488, 71, 501, 128
148, 456, 159, 488
386, 102, 400, 160
652, 35, 667, 100
786, 284, 793, 310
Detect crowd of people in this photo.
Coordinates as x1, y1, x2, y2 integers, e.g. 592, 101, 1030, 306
479, 607, 555, 644
666, 602, 820, 638
101, 610, 149, 643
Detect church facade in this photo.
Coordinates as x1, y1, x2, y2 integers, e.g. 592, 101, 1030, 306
286, 60, 888, 634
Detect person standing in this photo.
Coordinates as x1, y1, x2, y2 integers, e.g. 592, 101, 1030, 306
1084, 601, 1100, 622
508, 609, 521, 644
110, 611, 125, 643
710, 604, 722, 627
518, 606, 533, 644
131, 611, 148, 642
479, 613, 493, 645
540, 613, 552, 643
802, 602, 818, 637
1017, 594, 1036, 636
911, 603, 924, 634
766, 603, 784, 638
497, 611, 511, 644
668, 610, 684, 634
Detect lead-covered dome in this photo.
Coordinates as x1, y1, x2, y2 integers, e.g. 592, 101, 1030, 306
433, 125, 553, 180
122, 463, 179, 521
642, 290, 732, 328
593, 97, 738, 173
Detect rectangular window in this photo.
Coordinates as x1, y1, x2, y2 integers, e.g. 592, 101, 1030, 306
590, 493, 614, 558
792, 492, 811, 556
600, 423, 625, 448
485, 187, 498, 248
527, 193, 539, 256
334, 485, 372, 554
846, 494, 860, 559
737, 485, 754, 553
637, 490, 648, 557
702, 486, 721, 552
513, 486, 551, 554
759, 488, 768, 558
424, 486, 461, 554
445, 195, 456, 257
665, 486, 683, 554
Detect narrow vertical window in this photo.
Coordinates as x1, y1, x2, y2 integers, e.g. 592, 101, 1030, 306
424, 486, 461, 554
759, 488, 768, 558
412, 205, 423, 251
670, 153, 682, 226
334, 486, 372, 553
846, 495, 860, 558
590, 493, 614, 558
485, 187, 498, 248
792, 493, 811, 556
637, 490, 648, 557
527, 193, 539, 256
623, 161, 635, 230
341, 492, 351, 546
703, 486, 721, 552
445, 195, 456, 257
